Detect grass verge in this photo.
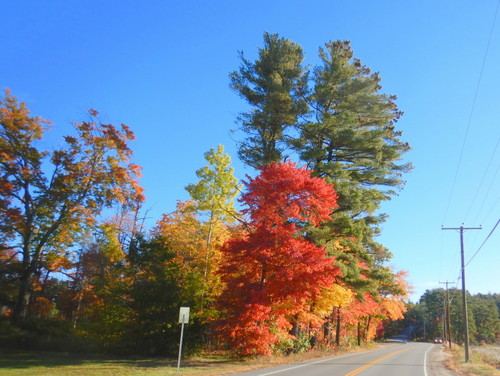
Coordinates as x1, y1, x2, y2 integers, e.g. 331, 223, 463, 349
446, 345, 500, 376
0, 346, 378, 376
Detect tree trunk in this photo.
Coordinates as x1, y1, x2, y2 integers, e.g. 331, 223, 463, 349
335, 307, 341, 347
364, 316, 371, 342
357, 322, 361, 346
12, 270, 34, 326
323, 314, 331, 345
291, 315, 300, 337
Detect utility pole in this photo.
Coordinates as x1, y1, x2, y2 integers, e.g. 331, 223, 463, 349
440, 281, 453, 349
442, 225, 481, 362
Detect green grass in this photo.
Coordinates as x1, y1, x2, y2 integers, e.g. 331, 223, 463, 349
0, 347, 360, 376
0, 343, 384, 375
0, 351, 248, 376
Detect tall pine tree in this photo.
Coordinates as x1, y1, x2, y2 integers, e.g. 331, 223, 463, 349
229, 32, 309, 168
292, 40, 412, 258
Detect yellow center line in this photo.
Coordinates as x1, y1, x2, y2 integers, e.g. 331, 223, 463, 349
343, 345, 416, 376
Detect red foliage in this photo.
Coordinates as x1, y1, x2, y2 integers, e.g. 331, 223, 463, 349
217, 162, 340, 355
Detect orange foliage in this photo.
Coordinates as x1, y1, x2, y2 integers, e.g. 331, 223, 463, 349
217, 162, 340, 355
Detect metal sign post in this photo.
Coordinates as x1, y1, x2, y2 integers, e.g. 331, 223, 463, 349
177, 307, 190, 374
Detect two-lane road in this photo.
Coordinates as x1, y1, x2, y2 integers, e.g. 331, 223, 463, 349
232, 342, 436, 376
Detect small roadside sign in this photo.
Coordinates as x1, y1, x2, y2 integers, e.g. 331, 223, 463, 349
179, 307, 190, 324
177, 306, 190, 373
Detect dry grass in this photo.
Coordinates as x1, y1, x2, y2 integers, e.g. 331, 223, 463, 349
446, 345, 500, 376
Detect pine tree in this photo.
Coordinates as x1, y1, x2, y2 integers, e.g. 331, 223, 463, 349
229, 32, 309, 168
292, 41, 412, 257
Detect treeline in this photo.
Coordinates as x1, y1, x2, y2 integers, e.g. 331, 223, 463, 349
1, 33, 413, 356
387, 289, 500, 345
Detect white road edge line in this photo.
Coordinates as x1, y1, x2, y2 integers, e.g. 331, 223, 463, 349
254, 344, 402, 376
423, 344, 433, 376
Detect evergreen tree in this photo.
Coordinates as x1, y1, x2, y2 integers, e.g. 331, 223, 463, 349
292, 41, 412, 258
229, 32, 309, 168
230, 36, 412, 260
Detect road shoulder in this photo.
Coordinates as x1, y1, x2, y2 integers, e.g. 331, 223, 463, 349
428, 345, 458, 376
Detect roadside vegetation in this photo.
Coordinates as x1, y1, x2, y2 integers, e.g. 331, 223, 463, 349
446, 345, 500, 376
1, 33, 411, 358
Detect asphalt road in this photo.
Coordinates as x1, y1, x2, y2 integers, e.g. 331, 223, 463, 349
231, 342, 436, 376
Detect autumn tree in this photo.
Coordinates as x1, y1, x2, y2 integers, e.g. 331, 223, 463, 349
154, 201, 207, 310
217, 162, 340, 355
185, 145, 240, 280
0, 90, 144, 325
230, 32, 309, 167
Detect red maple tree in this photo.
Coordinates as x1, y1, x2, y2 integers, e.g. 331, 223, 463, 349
217, 162, 340, 355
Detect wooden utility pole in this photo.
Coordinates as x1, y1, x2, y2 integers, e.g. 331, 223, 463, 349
442, 225, 481, 362
439, 281, 453, 349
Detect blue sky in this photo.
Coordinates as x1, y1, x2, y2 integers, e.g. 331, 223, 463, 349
2, 0, 499, 301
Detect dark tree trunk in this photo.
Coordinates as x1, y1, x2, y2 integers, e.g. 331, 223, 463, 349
357, 322, 362, 346
335, 307, 341, 347
290, 315, 300, 337
12, 270, 34, 326
323, 315, 331, 344
364, 316, 371, 342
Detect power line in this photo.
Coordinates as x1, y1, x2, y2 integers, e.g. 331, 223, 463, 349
473, 162, 500, 225
442, 0, 500, 224
464, 135, 500, 222
466, 218, 500, 267
479, 196, 500, 226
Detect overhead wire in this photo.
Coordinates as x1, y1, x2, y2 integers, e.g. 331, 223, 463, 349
441, 0, 500, 226
473, 161, 500, 225
464, 135, 500, 222
465, 218, 500, 267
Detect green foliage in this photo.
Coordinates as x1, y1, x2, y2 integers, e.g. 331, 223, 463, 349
230, 32, 309, 167
470, 294, 500, 344
295, 40, 411, 260
85, 235, 200, 356
413, 289, 500, 344
230, 36, 412, 262
0, 316, 96, 353
186, 145, 240, 224
273, 332, 312, 355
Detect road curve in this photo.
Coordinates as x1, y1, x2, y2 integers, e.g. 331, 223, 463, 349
231, 342, 436, 376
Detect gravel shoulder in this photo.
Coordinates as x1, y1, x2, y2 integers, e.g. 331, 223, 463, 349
428, 345, 458, 376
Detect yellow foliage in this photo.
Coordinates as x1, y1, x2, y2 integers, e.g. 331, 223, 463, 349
314, 284, 353, 317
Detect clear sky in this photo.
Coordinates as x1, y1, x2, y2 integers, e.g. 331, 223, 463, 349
2, 0, 499, 301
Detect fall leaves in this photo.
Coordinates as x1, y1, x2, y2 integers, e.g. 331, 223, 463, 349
0, 90, 409, 357
217, 162, 339, 355
216, 162, 408, 355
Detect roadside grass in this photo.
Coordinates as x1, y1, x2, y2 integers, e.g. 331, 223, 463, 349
446, 345, 500, 376
0, 347, 369, 376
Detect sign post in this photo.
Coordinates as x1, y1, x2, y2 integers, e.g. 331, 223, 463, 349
177, 307, 190, 373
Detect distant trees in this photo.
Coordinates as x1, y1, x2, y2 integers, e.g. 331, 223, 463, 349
414, 289, 500, 345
